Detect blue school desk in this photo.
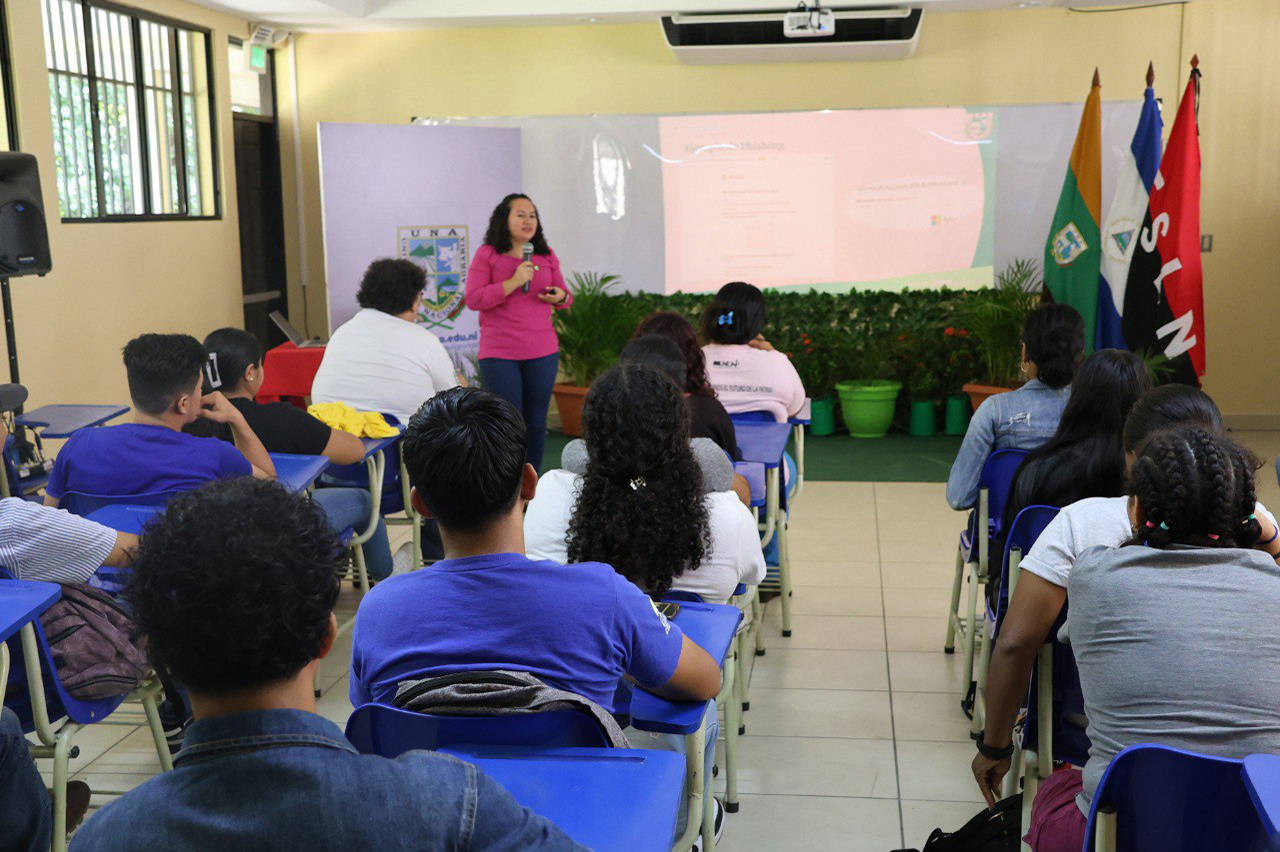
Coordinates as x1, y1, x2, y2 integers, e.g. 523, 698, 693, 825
85, 503, 162, 535
630, 601, 741, 733
269, 453, 331, 493
0, 580, 61, 704
439, 746, 683, 852
1244, 754, 1280, 839
16, 404, 129, 438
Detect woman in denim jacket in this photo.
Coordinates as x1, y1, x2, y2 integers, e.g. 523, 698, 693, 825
946, 304, 1084, 510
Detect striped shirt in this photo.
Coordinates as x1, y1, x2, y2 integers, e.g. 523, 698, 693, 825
0, 498, 117, 584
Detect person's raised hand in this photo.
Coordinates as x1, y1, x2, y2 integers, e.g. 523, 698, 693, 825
747, 335, 775, 352
971, 750, 1011, 809
537, 286, 567, 305
199, 391, 240, 424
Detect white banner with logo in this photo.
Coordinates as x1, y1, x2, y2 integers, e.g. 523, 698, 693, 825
318, 122, 523, 377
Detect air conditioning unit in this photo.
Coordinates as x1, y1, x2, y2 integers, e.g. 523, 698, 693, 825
661, 7, 923, 65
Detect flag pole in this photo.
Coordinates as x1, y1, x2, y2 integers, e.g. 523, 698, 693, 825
1093, 67, 1101, 87
1146, 61, 1154, 87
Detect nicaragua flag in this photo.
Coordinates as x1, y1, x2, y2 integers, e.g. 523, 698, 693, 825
1096, 77, 1163, 350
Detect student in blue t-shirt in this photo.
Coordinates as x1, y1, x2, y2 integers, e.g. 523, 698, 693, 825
350, 386, 722, 711
45, 333, 276, 508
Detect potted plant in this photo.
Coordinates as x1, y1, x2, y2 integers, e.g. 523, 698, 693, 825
787, 327, 839, 436
551, 272, 638, 437
960, 259, 1044, 412
835, 317, 903, 439
906, 360, 940, 437
938, 324, 979, 435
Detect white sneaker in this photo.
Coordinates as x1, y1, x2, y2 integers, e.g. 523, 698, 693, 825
392, 542, 416, 574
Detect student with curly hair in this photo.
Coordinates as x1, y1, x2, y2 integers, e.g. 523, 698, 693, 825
631, 314, 741, 460
700, 282, 806, 423
946, 303, 1085, 510
1019, 426, 1280, 851
525, 362, 765, 604
465, 194, 572, 472
973, 386, 1280, 809
312, 258, 460, 425
72, 478, 579, 850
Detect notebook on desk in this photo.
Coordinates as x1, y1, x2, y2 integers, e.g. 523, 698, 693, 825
270, 310, 326, 348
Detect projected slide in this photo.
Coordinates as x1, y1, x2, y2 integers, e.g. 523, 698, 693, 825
659, 109, 995, 293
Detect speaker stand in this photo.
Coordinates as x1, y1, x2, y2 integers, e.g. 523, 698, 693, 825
1, 275, 34, 464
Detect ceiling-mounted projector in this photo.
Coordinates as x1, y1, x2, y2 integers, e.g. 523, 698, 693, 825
784, 6, 835, 38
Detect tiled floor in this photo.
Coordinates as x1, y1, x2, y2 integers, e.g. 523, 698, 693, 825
53, 427, 1280, 849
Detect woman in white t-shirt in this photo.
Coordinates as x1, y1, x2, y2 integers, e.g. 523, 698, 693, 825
524, 362, 765, 604
972, 384, 1280, 806
311, 258, 460, 425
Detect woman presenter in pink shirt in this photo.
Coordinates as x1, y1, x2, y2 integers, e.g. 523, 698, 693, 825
464, 193, 572, 471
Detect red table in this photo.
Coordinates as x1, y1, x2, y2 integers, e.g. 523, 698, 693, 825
256, 342, 326, 408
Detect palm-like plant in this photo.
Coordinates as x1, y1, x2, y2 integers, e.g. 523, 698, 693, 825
552, 272, 641, 386
961, 259, 1044, 387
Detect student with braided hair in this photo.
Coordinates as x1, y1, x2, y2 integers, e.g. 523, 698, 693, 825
1020, 425, 1280, 851
974, 385, 1280, 808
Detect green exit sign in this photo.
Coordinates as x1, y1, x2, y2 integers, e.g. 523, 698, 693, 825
248, 44, 268, 74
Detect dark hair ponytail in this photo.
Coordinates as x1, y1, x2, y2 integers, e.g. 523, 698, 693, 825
1126, 425, 1261, 549
700, 282, 766, 346
202, 328, 264, 394
1122, 384, 1222, 452
1022, 303, 1084, 388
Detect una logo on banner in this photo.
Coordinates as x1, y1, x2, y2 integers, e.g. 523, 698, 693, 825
398, 226, 469, 329
1051, 222, 1089, 267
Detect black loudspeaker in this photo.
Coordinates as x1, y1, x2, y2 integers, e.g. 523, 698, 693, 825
0, 153, 51, 277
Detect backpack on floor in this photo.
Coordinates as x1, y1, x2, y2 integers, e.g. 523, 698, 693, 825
896, 793, 1022, 852
39, 583, 150, 700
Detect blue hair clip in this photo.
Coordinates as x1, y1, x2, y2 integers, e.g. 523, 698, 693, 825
717, 310, 735, 327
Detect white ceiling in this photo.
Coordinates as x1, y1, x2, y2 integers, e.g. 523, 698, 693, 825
188, 0, 1188, 32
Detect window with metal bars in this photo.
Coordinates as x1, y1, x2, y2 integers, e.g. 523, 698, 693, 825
41, 0, 218, 220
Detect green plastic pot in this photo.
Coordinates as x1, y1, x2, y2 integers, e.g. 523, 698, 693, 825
809, 398, 836, 436
944, 395, 971, 436
908, 400, 938, 437
835, 380, 902, 439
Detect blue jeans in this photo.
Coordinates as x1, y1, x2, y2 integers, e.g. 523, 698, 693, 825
311, 487, 394, 581
625, 702, 720, 840
479, 353, 559, 472
0, 707, 50, 852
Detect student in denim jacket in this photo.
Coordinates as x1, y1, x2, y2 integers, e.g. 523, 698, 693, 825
73, 478, 580, 851
946, 304, 1084, 510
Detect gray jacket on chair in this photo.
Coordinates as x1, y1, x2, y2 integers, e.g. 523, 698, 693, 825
393, 669, 631, 748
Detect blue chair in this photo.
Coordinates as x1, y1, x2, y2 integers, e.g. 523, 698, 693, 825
345, 702, 614, 754
2, 433, 48, 501
60, 489, 182, 516
316, 416, 422, 575
730, 409, 802, 503
945, 449, 1028, 705
1084, 744, 1269, 851
968, 504, 1059, 734
1, 570, 172, 852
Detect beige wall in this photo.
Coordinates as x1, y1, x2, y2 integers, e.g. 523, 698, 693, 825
281, 0, 1280, 420
3, 0, 250, 410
